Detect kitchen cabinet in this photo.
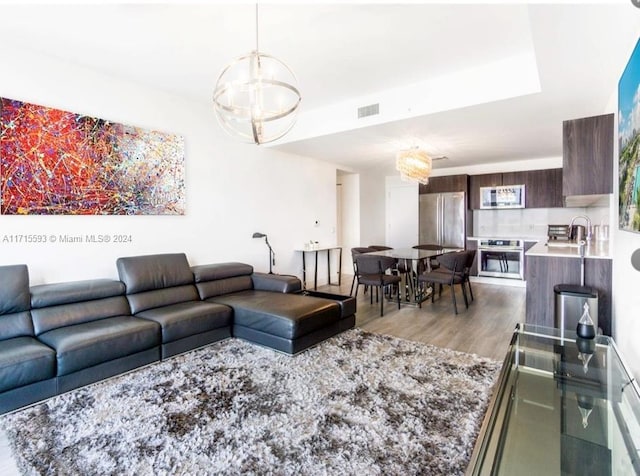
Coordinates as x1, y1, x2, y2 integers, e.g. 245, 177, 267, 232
469, 169, 563, 209
509, 169, 563, 208
469, 174, 502, 209
418, 174, 468, 195
525, 255, 612, 336
522, 240, 538, 277
562, 113, 614, 196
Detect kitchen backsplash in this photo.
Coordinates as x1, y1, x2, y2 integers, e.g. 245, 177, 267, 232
473, 206, 611, 238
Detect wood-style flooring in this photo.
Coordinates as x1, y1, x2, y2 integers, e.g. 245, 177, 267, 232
0, 276, 524, 475
319, 275, 525, 362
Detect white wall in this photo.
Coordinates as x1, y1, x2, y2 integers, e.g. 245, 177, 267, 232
359, 173, 386, 247
337, 173, 360, 275
0, 45, 338, 285
608, 41, 640, 379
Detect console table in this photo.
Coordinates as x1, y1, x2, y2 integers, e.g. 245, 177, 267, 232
295, 246, 342, 290
468, 324, 640, 475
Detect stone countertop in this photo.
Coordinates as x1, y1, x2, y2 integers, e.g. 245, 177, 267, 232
467, 236, 543, 242
525, 240, 611, 259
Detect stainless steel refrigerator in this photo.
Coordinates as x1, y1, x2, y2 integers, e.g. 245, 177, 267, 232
419, 192, 466, 249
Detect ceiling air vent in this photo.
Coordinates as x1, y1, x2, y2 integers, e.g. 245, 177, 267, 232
357, 103, 379, 119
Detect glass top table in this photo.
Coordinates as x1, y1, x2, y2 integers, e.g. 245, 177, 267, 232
364, 248, 458, 305
468, 324, 640, 475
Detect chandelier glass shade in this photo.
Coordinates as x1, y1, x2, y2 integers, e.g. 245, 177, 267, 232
213, 6, 301, 145
395, 147, 433, 184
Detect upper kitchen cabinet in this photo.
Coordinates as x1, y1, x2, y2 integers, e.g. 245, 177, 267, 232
562, 113, 614, 197
469, 169, 563, 209
419, 174, 469, 195
504, 169, 563, 208
469, 173, 502, 209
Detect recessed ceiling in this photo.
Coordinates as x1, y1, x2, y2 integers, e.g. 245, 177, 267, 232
1, 2, 639, 176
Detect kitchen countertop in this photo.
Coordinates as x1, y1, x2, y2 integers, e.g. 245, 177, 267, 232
525, 240, 611, 259
467, 236, 543, 242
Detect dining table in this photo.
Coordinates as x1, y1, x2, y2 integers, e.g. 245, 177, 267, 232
365, 247, 454, 305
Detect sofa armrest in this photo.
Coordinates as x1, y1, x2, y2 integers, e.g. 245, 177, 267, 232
251, 273, 302, 294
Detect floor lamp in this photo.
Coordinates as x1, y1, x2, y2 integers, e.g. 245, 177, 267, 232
252, 232, 275, 274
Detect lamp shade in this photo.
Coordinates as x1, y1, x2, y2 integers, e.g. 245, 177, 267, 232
396, 147, 432, 184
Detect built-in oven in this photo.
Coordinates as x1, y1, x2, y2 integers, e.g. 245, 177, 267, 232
477, 239, 524, 280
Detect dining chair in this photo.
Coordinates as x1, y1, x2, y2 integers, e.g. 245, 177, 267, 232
462, 249, 477, 302
350, 247, 374, 296
412, 243, 444, 272
368, 244, 409, 273
354, 254, 401, 316
417, 251, 468, 314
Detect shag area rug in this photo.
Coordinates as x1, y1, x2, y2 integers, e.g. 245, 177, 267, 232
1, 329, 500, 475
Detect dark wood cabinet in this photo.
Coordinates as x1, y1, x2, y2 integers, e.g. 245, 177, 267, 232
525, 255, 612, 337
469, 173, 502, 209
418, 174, 468, 195
521, 169, 563, 208
469, 169, 563, 209
562, 113, 614, 196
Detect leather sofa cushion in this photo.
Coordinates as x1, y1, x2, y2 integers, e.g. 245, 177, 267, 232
251, 273, 302, 293
126, 285, 200, 315
0, 264, 34, 340
31, 279, 125, 309
31, 296, 132, 336
0, 311, 35, 343
0, 264, 30, 314
210, 291, 339, 339
135, 301, 232, 343
0, 336, 56, 393
192, 262, 253, 282
117, 253, 194, 294
38, 316, 160, 376
195, 276, 253, 300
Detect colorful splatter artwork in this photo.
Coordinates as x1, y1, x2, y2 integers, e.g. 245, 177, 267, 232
0, 97, 185, 215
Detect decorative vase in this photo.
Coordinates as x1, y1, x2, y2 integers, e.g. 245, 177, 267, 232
576, 302, 596, 340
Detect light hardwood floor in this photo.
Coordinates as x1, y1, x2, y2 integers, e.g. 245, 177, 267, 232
320, 275, 525, 361
0, 277, 523, 475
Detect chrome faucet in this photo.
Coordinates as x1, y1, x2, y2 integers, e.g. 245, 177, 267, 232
570, 215, 592, 243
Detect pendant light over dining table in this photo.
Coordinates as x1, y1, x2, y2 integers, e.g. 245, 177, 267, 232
213, 4, 301, 145
396, 147, 433, 184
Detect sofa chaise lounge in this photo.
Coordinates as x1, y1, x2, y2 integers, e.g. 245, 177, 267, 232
0, 253, 356, 414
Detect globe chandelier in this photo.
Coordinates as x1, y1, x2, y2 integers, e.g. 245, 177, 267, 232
213, 4, 301, 145
396, 147, 433, 184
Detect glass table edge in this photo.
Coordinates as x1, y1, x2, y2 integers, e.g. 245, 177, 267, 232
466, 323, 640, 476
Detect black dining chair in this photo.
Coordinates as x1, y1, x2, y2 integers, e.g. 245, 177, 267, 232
350, 247, 374, 296
412, 243, 444, 272
417, 251, 468, 314
354, 254, 401, 316
462, 249, 477, 302
368, 244, 408, 273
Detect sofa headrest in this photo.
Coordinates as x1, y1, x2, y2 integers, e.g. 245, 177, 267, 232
116, 253, 194, 294
192, 262, 254, 283
30, 279, 125, 309
0, 264, 30, 315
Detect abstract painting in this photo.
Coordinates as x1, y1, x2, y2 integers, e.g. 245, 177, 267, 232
0, 97, 185, 215
619, 38, 640, 233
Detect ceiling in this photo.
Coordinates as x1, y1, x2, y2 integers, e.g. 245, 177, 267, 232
1, 2, 639, 176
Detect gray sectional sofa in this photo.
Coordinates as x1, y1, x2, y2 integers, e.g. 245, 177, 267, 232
0, 253, 356, 414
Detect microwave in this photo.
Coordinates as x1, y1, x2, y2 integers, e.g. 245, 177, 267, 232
480, 184, 525, 209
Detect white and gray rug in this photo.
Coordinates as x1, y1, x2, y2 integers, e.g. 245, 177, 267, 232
1, 329, 501, 475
